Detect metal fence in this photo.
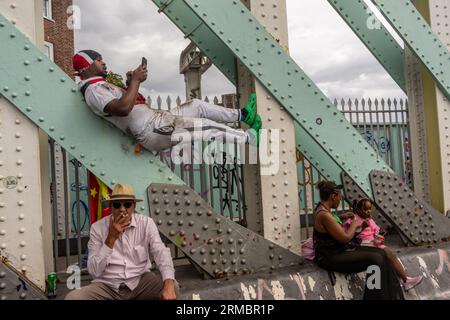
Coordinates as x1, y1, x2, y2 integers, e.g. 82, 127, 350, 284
49, 95, 410, 272
297, 97, 410, 239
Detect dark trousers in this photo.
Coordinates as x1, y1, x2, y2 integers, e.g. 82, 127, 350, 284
316, 246, 404, 300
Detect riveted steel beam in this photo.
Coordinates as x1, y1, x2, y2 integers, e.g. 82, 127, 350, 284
0, 14, 182, 214
370, 170, 450, 245
152, 0, 344, 184
152, 0, 400, 189
154, 0, 450, 245
0, 262, 47, 300
327, 0, 406, 91
371, 0, 450, 100
147, 184, 303, 278
0, 14, 301, 277
153, 0, 380, 191
408, 0, 450, 214
178, 0, 391, 196
0, 1, 51, 291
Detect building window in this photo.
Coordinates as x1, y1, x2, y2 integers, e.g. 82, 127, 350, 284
43, 42, 54, 61
43, 0, 52, 20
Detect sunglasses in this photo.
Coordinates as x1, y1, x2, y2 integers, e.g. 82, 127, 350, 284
112, 201, 133, 209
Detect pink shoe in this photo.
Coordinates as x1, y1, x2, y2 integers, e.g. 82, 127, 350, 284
403, 275, 423, 291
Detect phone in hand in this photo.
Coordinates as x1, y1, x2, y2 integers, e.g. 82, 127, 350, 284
141, 57, 148, 67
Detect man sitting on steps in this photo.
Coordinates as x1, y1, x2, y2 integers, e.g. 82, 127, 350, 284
72, 50, 262, 152
65, 184, 178, 300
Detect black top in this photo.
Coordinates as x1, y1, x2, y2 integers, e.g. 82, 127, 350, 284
313, 204, 347, 257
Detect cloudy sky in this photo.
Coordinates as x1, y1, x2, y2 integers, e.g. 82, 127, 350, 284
74, 0, 406, 102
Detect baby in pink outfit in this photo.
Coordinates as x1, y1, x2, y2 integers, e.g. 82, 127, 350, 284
345, 198, 423, 291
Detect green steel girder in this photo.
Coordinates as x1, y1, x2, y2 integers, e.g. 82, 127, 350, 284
371, 0, 450, 99
0, 14, 183, 214
152, 0, 347, 183
173, 0, 391, 196
0, 14, 303, 278
327, 0, 406, 92
152, 0, 237, 84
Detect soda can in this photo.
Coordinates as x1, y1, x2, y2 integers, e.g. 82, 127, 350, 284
47, 272, 57, 299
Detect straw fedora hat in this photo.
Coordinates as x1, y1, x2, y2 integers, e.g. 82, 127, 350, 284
102, 184, 143, 203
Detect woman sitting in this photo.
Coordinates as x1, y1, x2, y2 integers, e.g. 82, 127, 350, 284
313, 181, 404, 300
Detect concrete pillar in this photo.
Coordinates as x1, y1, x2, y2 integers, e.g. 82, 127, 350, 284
239, 0, 301, 252
407, 0, 450, 214
0, 0, 52, 290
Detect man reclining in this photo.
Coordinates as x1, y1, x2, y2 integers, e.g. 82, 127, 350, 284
72, 50, 262, 151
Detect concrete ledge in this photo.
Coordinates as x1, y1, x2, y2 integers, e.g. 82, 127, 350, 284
177, 243, 450, 300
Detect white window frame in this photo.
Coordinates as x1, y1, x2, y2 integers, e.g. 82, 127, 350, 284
43, 0, 53, 21
43, 41, 54, 62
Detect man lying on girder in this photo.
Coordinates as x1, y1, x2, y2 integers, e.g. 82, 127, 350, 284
72, 50, 262, 151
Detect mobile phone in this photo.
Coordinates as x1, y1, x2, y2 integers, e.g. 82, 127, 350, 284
141, 57, 148, 67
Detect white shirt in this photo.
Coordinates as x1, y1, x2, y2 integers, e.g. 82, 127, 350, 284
79, 77, 151, 137
87, 213, 175, 292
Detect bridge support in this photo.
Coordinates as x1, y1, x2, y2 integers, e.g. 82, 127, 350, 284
404, 0, 450, 215
239, 0, 301, 252
0, 0, 52, 290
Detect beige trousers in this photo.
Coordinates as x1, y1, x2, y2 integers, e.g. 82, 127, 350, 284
64, 272, 179, 300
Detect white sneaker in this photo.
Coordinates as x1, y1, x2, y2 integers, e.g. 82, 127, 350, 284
403, 275, 423, 291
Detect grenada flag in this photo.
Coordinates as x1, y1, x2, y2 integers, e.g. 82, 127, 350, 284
88, 172, 112, 224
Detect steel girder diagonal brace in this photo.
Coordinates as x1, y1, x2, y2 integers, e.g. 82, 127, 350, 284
371, 0, 450, 100
0, 13, 302, 278
151, 0, 344, 184
151, 0, 450, 245
326, 0, 406, 92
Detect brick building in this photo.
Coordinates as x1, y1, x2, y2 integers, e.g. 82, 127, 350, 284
43, 0, 74, 78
